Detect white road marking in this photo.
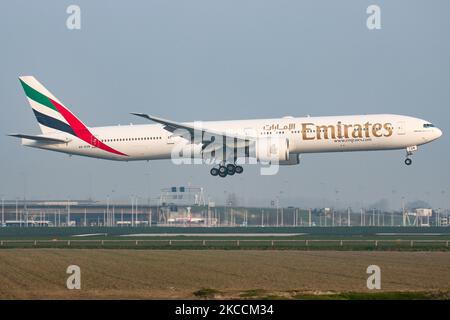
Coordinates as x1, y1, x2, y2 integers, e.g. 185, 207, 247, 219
72, 233, 108, 237
120, 233, 307, 237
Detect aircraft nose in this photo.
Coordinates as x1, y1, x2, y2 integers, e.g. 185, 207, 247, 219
435, 128, 443, 139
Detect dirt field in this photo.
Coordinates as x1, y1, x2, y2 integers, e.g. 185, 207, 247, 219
0, 249, 449, 299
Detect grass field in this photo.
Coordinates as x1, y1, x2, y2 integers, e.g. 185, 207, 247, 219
0, 249, 449, 299
1, 226, 450, 239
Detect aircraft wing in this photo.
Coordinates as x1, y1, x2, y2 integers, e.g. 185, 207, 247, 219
8, 133, 69, 144
131, 113, 256, 151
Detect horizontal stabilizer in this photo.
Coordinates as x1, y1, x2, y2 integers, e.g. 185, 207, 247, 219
8, 133, 69, 144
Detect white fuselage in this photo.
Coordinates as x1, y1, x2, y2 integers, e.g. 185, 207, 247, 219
22, 114, 442, 162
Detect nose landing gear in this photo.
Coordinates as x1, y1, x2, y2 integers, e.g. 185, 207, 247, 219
404, 145, 417, 166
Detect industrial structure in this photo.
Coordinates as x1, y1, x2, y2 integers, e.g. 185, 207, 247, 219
0, 198, 448, 228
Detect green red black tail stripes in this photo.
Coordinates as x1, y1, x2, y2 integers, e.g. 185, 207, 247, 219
19, 76, 127, 157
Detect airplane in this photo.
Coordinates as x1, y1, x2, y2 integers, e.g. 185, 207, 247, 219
10, 76, 442, 178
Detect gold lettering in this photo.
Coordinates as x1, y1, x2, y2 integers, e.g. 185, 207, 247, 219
301, 123, 315, 140
299, 122, 393, 140
344, 124, 352, 138
383, 123, 393, 137
337, 121, 343, 138
372, 123, 382, 137
316, 125, 336, 140
352, 124, 363, 138
364, 122, 371, 138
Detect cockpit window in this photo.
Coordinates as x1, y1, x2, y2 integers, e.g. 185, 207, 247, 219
423, 123, 435, 128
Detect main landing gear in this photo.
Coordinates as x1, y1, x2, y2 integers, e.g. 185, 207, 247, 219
210, 163, 244, 178
404, 145, 417, 166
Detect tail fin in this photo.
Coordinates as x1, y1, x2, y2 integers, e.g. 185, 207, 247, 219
18, 76, 128, 157
19, 76, 82, 136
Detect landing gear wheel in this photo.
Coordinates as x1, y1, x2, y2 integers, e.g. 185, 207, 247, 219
226, 164, 236, 171
235, 166, 243, 174
210, 168, 219, 176
219, 171, 227, 178
218, 165, 228, 176
404, 146, 416, 166
226, 164, 236, 175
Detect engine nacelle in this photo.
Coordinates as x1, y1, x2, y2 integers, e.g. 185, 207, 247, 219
256, 137, 290, 163
279, 153, 300, 165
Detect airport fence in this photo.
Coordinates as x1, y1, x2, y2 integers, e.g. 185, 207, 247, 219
0, 238, 449, 250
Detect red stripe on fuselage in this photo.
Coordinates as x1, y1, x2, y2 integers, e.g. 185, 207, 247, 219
49, 98, 128, 157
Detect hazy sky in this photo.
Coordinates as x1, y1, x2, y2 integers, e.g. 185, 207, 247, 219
1, 1, 449, 209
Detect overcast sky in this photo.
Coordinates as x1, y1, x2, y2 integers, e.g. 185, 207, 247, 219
1, 1, 449, 209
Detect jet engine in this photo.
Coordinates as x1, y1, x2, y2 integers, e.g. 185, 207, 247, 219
255, 137, 290, 163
